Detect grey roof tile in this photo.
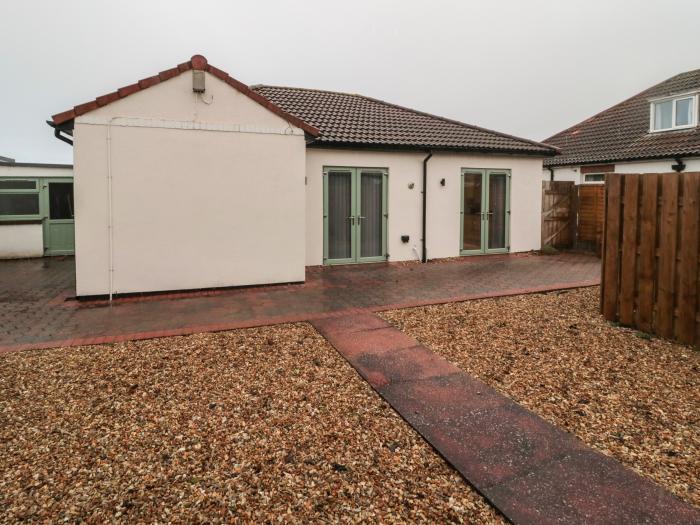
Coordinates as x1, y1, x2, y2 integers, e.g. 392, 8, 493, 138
252, 85, 555, 155
543, 68, 700, 167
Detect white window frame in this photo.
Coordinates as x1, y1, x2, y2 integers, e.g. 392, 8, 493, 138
582, 173, 605, 184
649, 92, 699, 132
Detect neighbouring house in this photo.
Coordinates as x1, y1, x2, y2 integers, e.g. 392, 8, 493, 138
48, 54, 557, 297
543, 68, 700, 184
0, 158, 74, 258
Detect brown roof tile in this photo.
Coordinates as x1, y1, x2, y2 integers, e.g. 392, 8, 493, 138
251, 85, 555, 155
543, 68, 700, 167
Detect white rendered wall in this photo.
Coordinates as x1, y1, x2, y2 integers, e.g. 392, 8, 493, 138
542, 166, 581, 184
73, 71, 306, 296
0, 165, 72, 178
0, 223, 43, 258
305, 149, 545, 265
544, 157, 700, 183
614, 157, 700, 173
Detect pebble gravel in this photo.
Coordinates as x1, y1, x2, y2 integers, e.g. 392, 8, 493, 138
382, 286, 700, 508
0, 323, 505, 524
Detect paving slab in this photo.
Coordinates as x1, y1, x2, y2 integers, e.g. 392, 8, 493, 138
312, 313, 700, 525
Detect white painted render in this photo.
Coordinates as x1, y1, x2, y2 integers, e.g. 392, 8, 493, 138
0, 164, 72, 178
614, 157, 700, 173
0, 164, 73, 259
543, 157, 700, 184
542, 166, 580, 183
0, 223, 43, 258
305, 149, 544, 265
73, 71, 306, 296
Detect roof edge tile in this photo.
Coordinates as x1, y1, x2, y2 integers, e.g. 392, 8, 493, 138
50, 55, 320, 136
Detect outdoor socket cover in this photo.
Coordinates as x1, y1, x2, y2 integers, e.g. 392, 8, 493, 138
401, 235, 410, 243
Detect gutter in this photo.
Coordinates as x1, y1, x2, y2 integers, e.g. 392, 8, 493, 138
421, 151, 433, 263
47, 120, 74, 146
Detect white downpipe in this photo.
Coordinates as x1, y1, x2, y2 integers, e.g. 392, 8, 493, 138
412, 245, 421, 262
106, 117, 122, 302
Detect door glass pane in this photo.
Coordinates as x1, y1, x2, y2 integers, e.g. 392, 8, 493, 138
327, 172, 352, 259
675, 97, 693, 126
0, 194, 39, 216
488, 173, 507, 250
654, 100, 673, 130
49, 182, 74, 220
462, 172, 482, 251
360, 172, 383, 258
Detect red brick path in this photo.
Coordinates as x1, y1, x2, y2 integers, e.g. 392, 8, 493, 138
312, 313, 700, 525
0, 253, 599, 352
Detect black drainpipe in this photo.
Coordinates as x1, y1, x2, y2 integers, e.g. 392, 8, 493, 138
547, 167, 555, 181
53, 128, 73, 146
421, 151, 433, 263
48, 121, 74, 146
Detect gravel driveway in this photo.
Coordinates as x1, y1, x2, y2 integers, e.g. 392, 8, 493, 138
0, 323, 504, 523
382, 286, 700, 508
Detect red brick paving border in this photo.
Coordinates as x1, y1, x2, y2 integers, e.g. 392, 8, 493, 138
312, 313, 700, 525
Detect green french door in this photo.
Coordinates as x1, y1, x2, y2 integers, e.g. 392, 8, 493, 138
460, 169, 510, 255
323, 167, 388, 265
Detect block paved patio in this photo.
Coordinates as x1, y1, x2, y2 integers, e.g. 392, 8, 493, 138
0, 252, 599, 353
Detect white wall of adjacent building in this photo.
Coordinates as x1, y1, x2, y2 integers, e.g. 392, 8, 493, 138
0, 164, 73, 258
543, 156, 700, 184
0, 223, 44, 258
614, 157, 700, 173
306, 149, 544, 265
72, 72, 306, 296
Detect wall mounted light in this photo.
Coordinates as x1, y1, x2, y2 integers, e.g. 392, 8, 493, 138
408, 182, 415, 189
440, 178, 446, 186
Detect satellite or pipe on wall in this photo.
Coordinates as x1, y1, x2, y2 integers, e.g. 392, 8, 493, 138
193, 70, 206, 93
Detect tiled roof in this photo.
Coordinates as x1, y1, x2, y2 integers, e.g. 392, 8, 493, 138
50, 55, 320, 136
543, 68, 700, 167
251, 85, 556, 155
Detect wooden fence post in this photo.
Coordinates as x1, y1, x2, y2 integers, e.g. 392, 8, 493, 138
618, 174, 639, 326
677, 173, 700, 344
601, 174, 622, 321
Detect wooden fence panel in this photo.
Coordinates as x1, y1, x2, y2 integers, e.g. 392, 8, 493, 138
601, 172, 700, 347
601, 174, 621, 320
577, 185, 605, 252
542, 181, 575, 249
677, 174, 700, 344
636, 174, 659, 333
656, 175, 679, 338
541, 181, 605, 254
618, 175, 639, 326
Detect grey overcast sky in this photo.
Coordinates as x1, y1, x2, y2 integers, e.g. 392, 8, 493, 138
2, 0, 699, 163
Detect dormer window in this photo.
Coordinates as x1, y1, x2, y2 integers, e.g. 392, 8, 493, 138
650, 94, 698, 132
